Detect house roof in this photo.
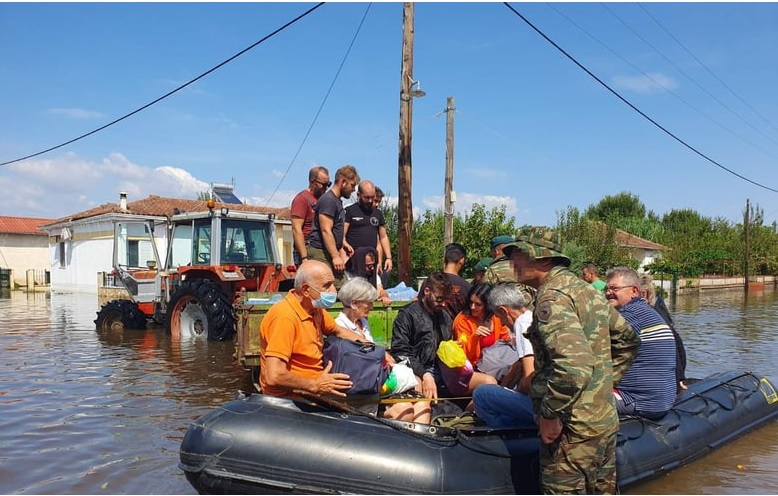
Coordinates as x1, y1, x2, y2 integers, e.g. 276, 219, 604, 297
0, 216, 54, 236
41, 195, 291, 228
614, 228, 667, 251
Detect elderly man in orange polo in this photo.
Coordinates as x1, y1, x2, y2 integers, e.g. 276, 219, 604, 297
260, 260, 368, 397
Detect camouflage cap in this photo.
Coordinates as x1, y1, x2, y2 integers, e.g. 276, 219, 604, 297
502, 227, 570, 264
474, 257, 493, 272
490, 235, 515, 249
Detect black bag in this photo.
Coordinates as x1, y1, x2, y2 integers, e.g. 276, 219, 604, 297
477, 340, 520, 382
322, 336, 390, 395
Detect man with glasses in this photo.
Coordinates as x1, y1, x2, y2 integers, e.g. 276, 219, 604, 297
290, 166, 330, 266
307, 164, 360, 289
605, 266, 677, 420
503, 228, 639, 494
259, 260, 365, 398
343, 180, 393, 278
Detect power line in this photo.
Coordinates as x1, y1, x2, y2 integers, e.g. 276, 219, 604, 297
265, 3, 372, 206
600, 2, 778, 149
637, 2, 778, 137
501, 2, 778, 194
546, 3, 778, 161
0, 2, 326, 167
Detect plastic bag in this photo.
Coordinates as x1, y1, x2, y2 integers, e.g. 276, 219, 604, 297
380, 361, 419, 397
437, 340, 467, 368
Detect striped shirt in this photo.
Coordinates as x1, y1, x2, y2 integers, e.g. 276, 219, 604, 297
616, 297, 677, 414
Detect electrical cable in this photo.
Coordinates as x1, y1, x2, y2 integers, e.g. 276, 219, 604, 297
502, 2, 778, 194
0, 2, 326, 167
637, 2, 778, 137
264, 3, 372, 206
600, 3, 778, 148
546, 3, 778, 160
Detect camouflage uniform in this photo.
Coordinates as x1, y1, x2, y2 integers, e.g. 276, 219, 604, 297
504, 229, 639, 494
484, 255, 537, 307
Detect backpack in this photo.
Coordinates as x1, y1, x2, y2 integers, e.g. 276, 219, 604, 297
322, 336, 390, 396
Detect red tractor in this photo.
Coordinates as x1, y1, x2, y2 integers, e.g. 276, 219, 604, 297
94, 205, 294, 340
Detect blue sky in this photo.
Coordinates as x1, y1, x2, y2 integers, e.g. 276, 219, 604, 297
1, 2, 777, 229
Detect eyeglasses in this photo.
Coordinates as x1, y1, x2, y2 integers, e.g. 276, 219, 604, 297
314, 180, 332, 188
605, 285, 635, 293
365, 263, 376, 270
431, 294, 447, 303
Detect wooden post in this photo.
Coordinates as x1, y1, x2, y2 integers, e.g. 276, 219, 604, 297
397, 2, 415, 286
744, 198, 750, 291
443, 96, 455, 246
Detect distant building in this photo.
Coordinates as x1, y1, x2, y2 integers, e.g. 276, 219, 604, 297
0, 216, 53, 288
39, 193, 292, 294
210, 183, 244, 205
614, 228, 668, 272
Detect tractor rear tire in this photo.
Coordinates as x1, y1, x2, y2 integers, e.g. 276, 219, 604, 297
166, 279, 235, 341
95, 299, 148, 331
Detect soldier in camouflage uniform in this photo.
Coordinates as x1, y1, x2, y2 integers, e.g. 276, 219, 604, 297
484, 235, 536, 306
503, 228, 639, 494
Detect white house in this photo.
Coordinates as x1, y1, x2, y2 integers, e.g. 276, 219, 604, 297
614, 228, 668, 272
40, 194, 292, 294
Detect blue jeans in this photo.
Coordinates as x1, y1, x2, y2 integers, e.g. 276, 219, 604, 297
473, 384, 536, 429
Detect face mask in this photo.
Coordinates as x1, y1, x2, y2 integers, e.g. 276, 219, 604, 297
312, 290, 338, 309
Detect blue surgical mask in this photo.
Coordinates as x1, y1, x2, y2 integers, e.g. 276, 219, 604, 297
312, 290, 338, 309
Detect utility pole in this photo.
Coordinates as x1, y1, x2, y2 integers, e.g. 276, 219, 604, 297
744, 198, 750, 290
443, 96, 455, 246
397, 2, 415, 286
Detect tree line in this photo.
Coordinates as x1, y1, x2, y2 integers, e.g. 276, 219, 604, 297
382, 191, 778, 285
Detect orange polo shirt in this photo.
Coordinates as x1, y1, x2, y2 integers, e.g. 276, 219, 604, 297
260, 291, 337, 397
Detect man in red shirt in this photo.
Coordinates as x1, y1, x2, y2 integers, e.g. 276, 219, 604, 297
290, 166, 330, 266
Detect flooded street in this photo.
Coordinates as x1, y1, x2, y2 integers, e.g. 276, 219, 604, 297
0, 287, 776, 494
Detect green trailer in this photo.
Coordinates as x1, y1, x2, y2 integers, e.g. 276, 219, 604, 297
235, 293, 410, 391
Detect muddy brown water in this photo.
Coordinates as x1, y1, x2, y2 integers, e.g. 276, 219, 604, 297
0, 288, 776, 494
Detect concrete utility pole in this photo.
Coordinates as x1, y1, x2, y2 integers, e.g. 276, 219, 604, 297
443, 96, 455, 246
397, 2, 415, 286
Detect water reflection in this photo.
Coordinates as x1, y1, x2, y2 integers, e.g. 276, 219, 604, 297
0, 287, 776, 494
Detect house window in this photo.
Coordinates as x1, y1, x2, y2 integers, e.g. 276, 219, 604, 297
58, 242, 66, 268
128, 240, 139, 267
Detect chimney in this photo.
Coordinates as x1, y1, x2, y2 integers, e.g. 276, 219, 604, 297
120, 192, 128, 211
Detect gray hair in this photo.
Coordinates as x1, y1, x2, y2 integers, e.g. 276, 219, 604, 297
639, 273, 657, 306
605, 266, 640, 288
338, 277, 378, 307
294, 260, 322, 290
487, 283, 527, 311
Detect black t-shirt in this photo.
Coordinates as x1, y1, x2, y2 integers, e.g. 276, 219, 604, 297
308, 190, 345, 251
344, 202, 385, 249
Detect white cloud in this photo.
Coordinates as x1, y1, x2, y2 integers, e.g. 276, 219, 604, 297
46, 107, 103, 119
611, 73, 678, 94
422, 192, 518, 216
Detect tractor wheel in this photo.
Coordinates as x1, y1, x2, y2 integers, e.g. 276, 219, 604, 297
94, 299, 148, 331
166, 279, 235, 341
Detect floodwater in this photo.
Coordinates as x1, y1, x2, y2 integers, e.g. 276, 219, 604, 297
0, 287, 776, 494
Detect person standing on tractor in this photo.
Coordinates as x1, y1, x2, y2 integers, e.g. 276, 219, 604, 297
307, 165, 360, 290
290, 166, 330, 267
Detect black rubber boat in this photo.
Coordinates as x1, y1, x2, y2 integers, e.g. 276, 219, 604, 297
179, 370, 778, 494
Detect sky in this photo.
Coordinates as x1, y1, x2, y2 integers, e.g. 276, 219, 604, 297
1, 2, 777, 229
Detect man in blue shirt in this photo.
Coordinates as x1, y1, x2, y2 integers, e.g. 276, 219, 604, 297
605, 266, 677, 419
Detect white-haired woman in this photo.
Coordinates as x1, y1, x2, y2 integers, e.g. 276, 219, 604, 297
336, 277, 430, 423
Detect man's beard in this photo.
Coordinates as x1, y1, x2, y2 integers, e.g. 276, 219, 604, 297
360, 201, 373, 213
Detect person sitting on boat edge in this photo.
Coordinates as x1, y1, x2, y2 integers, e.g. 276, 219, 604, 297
606, 267, 677, 420
336, 277, 430, 423
259, 260, 366, 398
471, 284, 536, 430
391, 271, 496, 409
451, 283, 512, 385
639, 273, 688, 393
345, 246, 391, 306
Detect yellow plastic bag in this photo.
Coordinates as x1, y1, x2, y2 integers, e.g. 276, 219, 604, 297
437, 340, 467, 368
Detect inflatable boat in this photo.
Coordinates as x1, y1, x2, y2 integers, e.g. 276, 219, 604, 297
179, 370, 778, 494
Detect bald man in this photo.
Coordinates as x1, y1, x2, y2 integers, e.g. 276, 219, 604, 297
343, 180, 393, 274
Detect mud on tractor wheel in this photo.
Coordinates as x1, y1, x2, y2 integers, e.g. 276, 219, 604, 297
166, 279, 235, 341
95, 299, 148, 331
